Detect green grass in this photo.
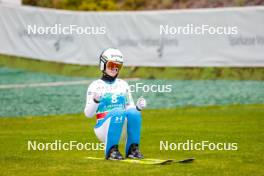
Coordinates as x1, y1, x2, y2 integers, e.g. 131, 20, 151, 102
0, 104, 263, 176
1, 54, 264, 80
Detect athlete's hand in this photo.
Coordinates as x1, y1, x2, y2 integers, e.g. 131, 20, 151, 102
136, 97, 147, 111
93, 92, 102, 103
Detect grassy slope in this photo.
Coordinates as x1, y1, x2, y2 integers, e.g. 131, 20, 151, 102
0, 104, 263, 176
1, 54, 264, 80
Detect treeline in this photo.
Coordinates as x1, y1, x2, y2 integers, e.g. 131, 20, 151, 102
22, 0, 264, 11
22, 0, 146, 11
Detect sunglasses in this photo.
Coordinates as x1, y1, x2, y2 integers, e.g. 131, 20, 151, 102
106, 61, 123, 71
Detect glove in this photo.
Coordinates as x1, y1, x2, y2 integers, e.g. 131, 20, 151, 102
136, 97, 147, 111
93, 92, 102, 103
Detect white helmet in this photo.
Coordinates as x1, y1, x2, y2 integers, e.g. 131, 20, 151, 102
99, 48, 124, 71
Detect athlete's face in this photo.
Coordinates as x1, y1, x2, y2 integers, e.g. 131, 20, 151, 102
105, 61, 122, 77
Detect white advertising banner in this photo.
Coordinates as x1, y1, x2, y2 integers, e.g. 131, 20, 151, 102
0, 4, 264, 66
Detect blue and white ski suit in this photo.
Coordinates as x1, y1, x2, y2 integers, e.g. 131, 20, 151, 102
84, 78, 142, 156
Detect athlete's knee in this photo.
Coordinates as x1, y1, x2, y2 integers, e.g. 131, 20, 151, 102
126, 108, 141, 119
126, 108, 141, 117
